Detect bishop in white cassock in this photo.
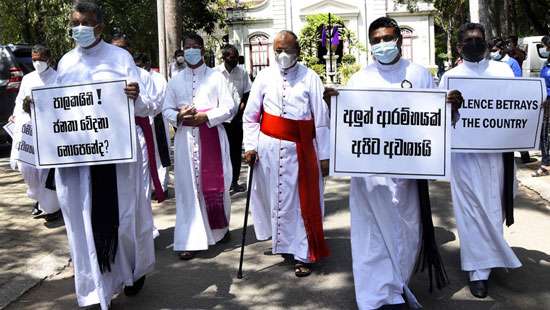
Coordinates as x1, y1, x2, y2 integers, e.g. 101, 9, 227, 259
243, 31, 330, 277
53, 3, 160, 309
163, 33, 236, 260
9, 45, 60, 217
439, 23, 521, 299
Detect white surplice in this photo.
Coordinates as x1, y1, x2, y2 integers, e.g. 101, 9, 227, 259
54, 40, 158, 310
149, 70, 171, 191
9, 67, 60, 214
347, 58, 435, 309
440, 59, 522, 280
242, 63, 330, 263
163, 63, 236, 251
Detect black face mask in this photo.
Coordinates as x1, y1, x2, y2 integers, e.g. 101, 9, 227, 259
225, 59, 238, 70
461, 37, 487, 63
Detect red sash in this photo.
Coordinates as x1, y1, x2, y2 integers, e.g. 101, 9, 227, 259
260, 112, 329, 262
135, 116, 166, 203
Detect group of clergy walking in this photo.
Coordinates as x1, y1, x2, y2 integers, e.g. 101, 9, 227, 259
9, 1, 547, 310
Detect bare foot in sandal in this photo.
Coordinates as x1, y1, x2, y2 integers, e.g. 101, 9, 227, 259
294, 262, 312, 277
532, 166, 550, 177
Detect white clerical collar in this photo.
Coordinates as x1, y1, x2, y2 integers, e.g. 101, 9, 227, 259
77, 39, 105, 55
375, 57, 404, 72
501, 55, 511, 62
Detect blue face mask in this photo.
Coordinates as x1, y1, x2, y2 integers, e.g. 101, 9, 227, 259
71, 25, 97, 48
184, 48, 202, 66
372, 40, 400, 64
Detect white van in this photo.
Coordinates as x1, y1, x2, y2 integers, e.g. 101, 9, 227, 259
519, 36, 546, 77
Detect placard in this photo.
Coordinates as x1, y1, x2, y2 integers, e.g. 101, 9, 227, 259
31, 79, 136, 168
330, 88, 451, 180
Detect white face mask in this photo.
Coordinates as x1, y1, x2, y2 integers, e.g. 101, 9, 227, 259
275, 51, 298, 69
490, 51, 504, 61
71, 25, 97, 48
33, 61, 48, 73
176, 56, 185, 64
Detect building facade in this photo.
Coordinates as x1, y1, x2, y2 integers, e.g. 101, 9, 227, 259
226, 0, 436, 79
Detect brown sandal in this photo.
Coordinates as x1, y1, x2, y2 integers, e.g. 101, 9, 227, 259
294, 262, 312, 277
178, 251, 196, 260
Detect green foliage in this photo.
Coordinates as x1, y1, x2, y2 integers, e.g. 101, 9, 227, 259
309, 63, 326, 83
341, 53, 356, 65
0, 0, 231, 65
0, 0, 73, 62
338, 63, 361, 85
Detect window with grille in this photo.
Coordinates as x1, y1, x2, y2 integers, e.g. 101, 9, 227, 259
401, 28, 414, 61
249, 34, 270, 80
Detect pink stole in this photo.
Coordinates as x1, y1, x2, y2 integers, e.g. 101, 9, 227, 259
198, 112, 227, 229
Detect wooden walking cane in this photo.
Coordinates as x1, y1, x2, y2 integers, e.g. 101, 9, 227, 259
237, 155, 256, 279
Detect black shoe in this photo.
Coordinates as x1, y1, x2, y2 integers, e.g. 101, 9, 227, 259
377, 304, 407, 310
44, 210, 62, 222
124, 275, 146, 297
230, 182, 246, 193
468, 280, 488, 298
263, 248, 274, 256
31, 202, 42, 217
218, 231, 231, 244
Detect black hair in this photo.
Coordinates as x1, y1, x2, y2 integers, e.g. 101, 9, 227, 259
221, 44, 239, 57
542, 36, 550, 48
488, 37, 506, 49
183, 32, 204, 48
133, 52, 150, 64
457, 23, 486, 43
73, 1, 103, 24
275, 30, 300, 50
31, 44, 51, 59
368, 17, 401, 41
174, 49, 184, 57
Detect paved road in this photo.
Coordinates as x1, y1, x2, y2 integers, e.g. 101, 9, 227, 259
1, 150, 550, 310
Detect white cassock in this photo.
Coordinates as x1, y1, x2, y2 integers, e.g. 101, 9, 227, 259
347, 59, 434, 309
242, 63, 330, 263
54, 40, 158, 310
440, 59, 521, 281
149, 70, 171, 191
9, 67, 60, 214
163, 63, 236, 251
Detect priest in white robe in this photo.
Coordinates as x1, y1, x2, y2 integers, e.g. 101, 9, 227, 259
325, 17, 460, 309
243, 30, 330, 278
53, 3, 160, 309
163, 33, 236, 260
9, 44, 60, 220
439, 22, 521, 299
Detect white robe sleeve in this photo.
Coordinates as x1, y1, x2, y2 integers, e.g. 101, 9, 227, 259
162, 81, 180, 127
309, 72, 330, 160
205, 74, 237, 128
242, 73, 264, 152
13, 74, 32, 118
128, 62, 159, 117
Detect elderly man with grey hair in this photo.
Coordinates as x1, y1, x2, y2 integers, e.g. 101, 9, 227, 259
243, 30, 330, 277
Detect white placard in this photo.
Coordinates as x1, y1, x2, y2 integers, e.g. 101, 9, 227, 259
12, 121, 36, 166
31, 79, 137, 168
330, 88, 451, 180
3, 122, 15, 138
446, 77, 546, 152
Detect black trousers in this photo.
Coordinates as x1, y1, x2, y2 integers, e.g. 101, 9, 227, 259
223, 117, 243, 185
